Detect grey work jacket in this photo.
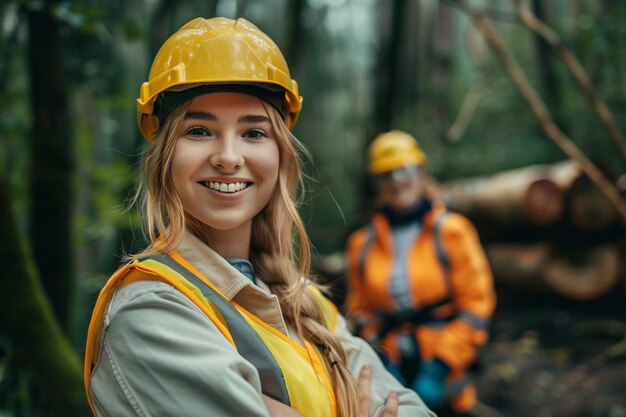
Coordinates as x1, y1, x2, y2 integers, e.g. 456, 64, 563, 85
89, 231, 435, 417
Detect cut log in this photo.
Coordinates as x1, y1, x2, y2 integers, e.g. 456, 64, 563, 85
567, 174, 618, 231
486, 242, 622, 300
524, 178, 564, 226
440, 160, 581, 238
485, 242, 553, 292
543, 244, 621, 300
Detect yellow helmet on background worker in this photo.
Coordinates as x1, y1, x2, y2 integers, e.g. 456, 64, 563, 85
368, 130, 426, 175
136, 17, 303, 140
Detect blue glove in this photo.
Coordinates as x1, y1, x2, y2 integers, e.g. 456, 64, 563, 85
412, 359, 449, 408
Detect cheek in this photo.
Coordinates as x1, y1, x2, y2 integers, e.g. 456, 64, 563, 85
411, 180, 425, 197
171, 161, 184, 189
171, 143, 198, 192
401, 182, 422, 201
261, 164, 279, 196
256, 144, 280, 183
378, 187, 397, 205
378, 181, 421, 206
171, 165, 184, 196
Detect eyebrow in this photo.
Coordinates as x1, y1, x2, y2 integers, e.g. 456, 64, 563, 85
185, 111, 216, 121
184, 112, 271, 125
238, 114, 271, 124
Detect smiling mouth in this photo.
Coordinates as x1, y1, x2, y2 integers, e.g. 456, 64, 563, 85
199, 181, 249, 193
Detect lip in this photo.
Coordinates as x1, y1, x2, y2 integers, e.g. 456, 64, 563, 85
195, 176, 253, 200
199, 176, 252, 183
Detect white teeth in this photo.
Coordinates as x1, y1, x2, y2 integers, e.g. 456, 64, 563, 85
204, 181, 248, 193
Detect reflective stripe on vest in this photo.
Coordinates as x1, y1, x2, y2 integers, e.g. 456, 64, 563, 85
358, 212, 452, 313
142, 254, 290, 404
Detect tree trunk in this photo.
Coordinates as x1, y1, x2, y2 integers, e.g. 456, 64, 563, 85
284, 0, 305, 67
439, 160, 581, 238
532, 0, 562, 110
543, 244, 622, 300
374, 0, 409, 132
0, 178, 90, 416
27, 0, 74, 332
432, 1, 454, 132
486, 241, 622, 300
567, 173, 618, 231
486, 242, 553, 292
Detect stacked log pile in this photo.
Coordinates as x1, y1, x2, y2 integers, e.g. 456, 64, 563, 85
439, 160, 625, 301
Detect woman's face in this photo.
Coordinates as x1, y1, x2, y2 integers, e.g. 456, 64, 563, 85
375, 165, 425, 212
171, 92, 280, 251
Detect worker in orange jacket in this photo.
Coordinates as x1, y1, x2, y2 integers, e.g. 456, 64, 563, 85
345, 130, 496, 417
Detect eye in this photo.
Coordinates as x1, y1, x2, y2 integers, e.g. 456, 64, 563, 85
243, 129, 267, 140
185, 125, 211, 137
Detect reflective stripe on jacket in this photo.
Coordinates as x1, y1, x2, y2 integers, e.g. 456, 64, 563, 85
345, 207, 496, 412
85, 251, 337, 417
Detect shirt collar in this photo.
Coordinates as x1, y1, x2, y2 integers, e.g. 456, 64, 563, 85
225, 258, 256, 284
176, 230, 258, 300
173, 230, 293, 336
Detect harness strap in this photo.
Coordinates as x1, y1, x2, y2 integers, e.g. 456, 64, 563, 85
457, 311, 490, 331
142, 254, 291, 405
374, 297, 453, 343
357, 224, 375, 281
433, 212, 451, 292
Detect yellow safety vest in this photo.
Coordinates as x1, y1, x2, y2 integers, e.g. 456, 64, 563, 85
84, 252, 338, 417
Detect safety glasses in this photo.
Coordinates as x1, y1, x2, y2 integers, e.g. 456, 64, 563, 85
373, 165, 420, 187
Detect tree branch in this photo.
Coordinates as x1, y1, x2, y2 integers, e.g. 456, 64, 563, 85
446, 87, 482, 143
474, 17, 626, 224
514, 0, 626, 164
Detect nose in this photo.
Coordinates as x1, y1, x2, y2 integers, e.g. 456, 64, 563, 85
210, 135, 244, 172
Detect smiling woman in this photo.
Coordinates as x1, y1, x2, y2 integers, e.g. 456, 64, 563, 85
82, 16, 435, 417
171, 93, 280, 258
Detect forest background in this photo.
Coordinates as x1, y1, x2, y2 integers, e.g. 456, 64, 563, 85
1, 0, 625, 416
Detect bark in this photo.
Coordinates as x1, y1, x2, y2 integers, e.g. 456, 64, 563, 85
486, 241, 622, 300
486, 242, 553, 292
284, 0, 305, 67
0, 178, 90, 416
567, 173, 618, 231
432, 1, 455, 132
374, 0, 409, 132
543, 244, 622, 300
439, 160, 581, 238
531, 0, 561, 109
27, 0, 74, 331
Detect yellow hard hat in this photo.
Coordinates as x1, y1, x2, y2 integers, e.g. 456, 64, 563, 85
137, 17, 303, 140
368, 130, 426, 174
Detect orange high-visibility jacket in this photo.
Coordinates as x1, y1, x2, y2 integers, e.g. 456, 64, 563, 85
345, 206, 496, 412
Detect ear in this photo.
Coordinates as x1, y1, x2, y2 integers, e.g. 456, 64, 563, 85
140, 114, 161, 140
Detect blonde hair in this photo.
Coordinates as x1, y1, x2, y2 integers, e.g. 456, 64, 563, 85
131, 100, 360, 416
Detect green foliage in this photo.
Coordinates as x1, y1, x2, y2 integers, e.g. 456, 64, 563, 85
2, 1, 626, 412
76, 160, 137, 241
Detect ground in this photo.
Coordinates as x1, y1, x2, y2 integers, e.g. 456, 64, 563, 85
472, 287, 626, 417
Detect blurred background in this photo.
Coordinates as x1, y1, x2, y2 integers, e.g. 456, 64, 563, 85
1, 0, 625, 416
